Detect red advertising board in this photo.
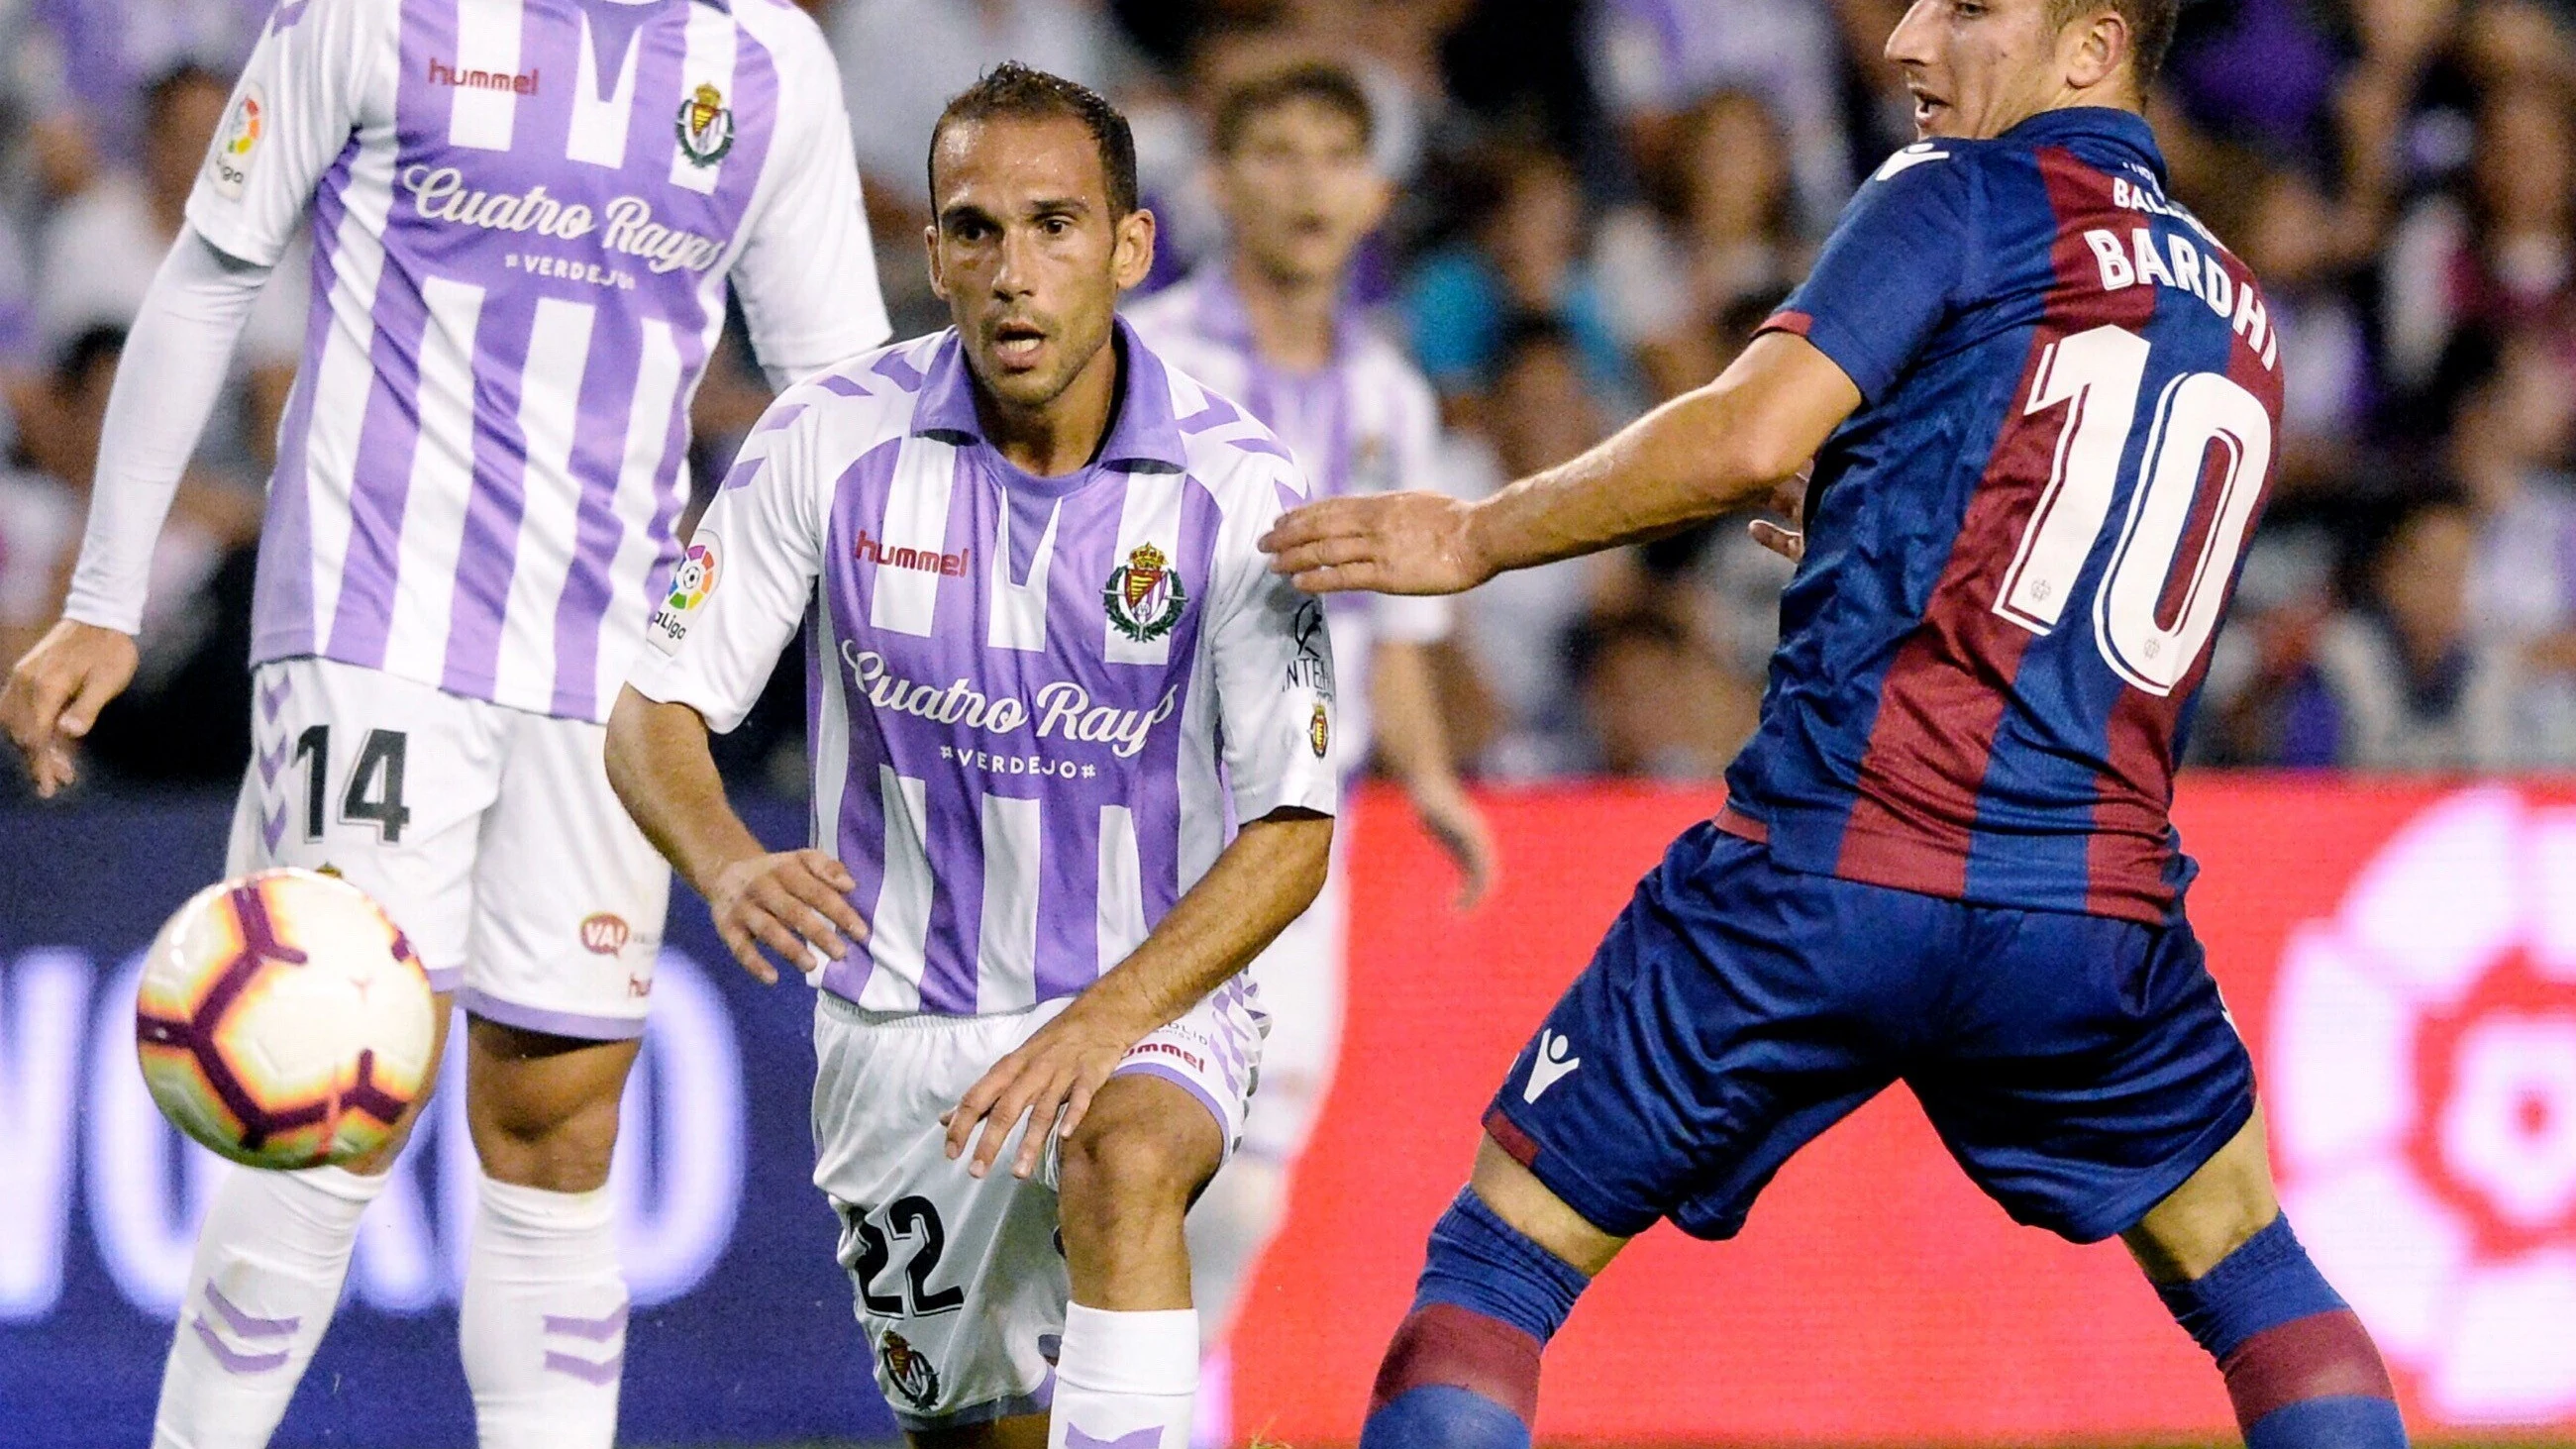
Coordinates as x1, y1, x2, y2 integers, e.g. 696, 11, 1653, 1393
1229, 778, 2576, 1444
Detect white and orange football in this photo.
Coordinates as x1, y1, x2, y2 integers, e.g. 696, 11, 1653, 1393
135, 869, 436, 1170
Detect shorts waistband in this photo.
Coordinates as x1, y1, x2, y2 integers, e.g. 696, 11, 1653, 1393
815, 991, 1047, 1030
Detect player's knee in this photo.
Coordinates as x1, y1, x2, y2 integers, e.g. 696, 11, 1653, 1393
1058, 1114, 1206, 1221
468, 1085, 623, 1190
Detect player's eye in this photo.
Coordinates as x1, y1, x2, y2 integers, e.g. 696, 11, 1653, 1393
1041, 216, 1072, 237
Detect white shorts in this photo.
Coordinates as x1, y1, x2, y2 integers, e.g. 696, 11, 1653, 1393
809, 984, 1264, 1430
227, 657, 672, 1040
1236, 843, 1348, 1162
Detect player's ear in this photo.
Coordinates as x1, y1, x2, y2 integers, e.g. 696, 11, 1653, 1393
1111, 207, 1158, 292
924, 221, 949, 301
2063, 4, 2129, 92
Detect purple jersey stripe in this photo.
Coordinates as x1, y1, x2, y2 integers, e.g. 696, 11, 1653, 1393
439, 286, 542, 697
325, 245, 436, 667
547, 303, 648, 718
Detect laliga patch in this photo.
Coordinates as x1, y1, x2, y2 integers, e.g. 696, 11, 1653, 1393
208, 82, 265, 199
649, 534, 720, 656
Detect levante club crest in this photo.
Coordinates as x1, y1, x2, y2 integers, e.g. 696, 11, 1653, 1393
674, 81, 734, 166
1103, 543, 1186, 643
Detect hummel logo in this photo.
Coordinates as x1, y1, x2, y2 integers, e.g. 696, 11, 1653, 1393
1523, 1030, 1580, 1103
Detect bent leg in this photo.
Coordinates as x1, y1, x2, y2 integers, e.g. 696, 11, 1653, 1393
461, 1019, 641, 1449
1052, 1071, 1226, 1448
2127, 1111, 2407, 1449
1362, 1138, 1619, 1449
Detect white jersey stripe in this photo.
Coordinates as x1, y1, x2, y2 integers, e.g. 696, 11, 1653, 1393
670, 2, 739, 196
869, 436, 958, 638
975, 794, 1042, 1011
1102, 473, 1184, 667
591, 318, 686, 715
984, 500, 1060, 653
803, 597, 854, 986
1096, 804, 1148, 971
301, 145, 400, 652
377, 274, 486, 680
859, 768, 931, 1013
567, 9, 645, 169
491, 296, 597, 711
446, 0, 527, 153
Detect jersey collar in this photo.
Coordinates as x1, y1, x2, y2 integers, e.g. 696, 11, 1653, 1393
2001, 105, 2165, 180
911, 321, 1189, 476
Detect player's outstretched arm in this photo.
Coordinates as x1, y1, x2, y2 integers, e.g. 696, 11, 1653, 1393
1261, 332, 1862, 595
604, 685, 868, 985
943, 807, 1333, 1180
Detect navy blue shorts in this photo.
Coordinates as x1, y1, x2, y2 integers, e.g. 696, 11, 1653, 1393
1484, 823, 2255, 1245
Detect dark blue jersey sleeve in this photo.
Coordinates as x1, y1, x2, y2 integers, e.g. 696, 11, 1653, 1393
1761, 146, 1978, 403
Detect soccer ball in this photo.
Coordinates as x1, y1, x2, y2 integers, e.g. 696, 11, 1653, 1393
134, 869, 437, 1170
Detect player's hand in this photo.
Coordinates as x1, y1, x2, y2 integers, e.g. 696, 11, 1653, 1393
942, 997, 1142, 1181
0, 619, 139, 798
1261, 492, 1491, 597
1747, 466, 1811, 566
703, 849, 868, 985
1410, 776, 1497, 908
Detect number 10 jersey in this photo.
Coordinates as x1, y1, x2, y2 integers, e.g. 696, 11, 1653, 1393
1732, 105, 2288, 926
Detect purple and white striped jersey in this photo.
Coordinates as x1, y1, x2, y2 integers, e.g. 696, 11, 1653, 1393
191, 0, 888, 722
629, 324, 1341, 1016
1125, 269, 1450, 778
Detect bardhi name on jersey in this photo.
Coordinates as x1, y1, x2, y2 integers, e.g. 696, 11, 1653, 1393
1726, 108, 2287, 925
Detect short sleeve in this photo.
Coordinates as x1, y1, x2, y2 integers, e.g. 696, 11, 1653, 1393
1206, 472, 1341, 823
1760, 145, 1977, 404
624, 401, 827, 732
185, 0, 381, 268
730, 23, 891, 382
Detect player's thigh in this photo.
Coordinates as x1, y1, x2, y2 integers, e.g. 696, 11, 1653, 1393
2122, 1106, 2280, 1282
1483, 824, 1903, 1244
461, 710, 671, 1043
1907, 906, 2257, 1245
229, 658, 505, 992
1235, 859, 1347, 1165
811, 998, 1073, 1435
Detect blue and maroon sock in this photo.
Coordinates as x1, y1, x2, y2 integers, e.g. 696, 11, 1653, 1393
1358, 1189, 1591, 1449
2154, 1215, 2408, 1449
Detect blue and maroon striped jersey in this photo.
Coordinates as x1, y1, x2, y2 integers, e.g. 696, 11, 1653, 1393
1724, 106, 2285, 925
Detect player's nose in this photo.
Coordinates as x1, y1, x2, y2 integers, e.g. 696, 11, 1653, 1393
1884, 0, 1938, 66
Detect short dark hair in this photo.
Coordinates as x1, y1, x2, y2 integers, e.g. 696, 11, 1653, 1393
144, 62, 230, 125
1210, 60, 1376, 157
928, 62, 1139, 216
2048, 0, 2180, 85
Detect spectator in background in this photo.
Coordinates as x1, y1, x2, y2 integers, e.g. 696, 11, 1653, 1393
1585, 0, 1850, 237
4, 326, 260, 784
2384, 77, 2576, 387
34, 64, 303, 474
1404, 142, 1633, 404
1599, 88, 1810, 402
1567, 609, 1755, 780
2438, 331, 2576, 670
2279, 488, 2574, 770
2233, 160, 2375, 486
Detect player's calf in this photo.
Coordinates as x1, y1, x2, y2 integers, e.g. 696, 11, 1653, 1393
2130, 1117, 2405, 1449
1050, 1075, 1227, 1449
1361, 1142, 1606, 1449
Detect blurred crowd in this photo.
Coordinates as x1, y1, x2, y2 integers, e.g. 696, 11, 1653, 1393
6, 0, 2576, 797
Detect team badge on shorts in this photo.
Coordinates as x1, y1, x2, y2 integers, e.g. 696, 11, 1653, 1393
578, 913, 630, 956
1309, 702, 1330, 759
674, 82, 734, 166
1103, 543, 1186, 643
878, 1330, 941, 1410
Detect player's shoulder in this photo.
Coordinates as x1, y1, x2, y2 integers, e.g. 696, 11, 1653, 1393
725, 0, 840, 96
1130, 336, 1304, 520
1345, 315, 1440, 416
769, 331, 952, 448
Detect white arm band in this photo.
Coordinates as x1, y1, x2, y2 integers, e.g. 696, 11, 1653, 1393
61, 225, 275, 634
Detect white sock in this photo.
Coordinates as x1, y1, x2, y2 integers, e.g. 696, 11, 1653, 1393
154, 1164, 385, 1449
1049, 1303, 1198, 1449
460, 1177, 626, 1449
1184, 1155, 1288, 1350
